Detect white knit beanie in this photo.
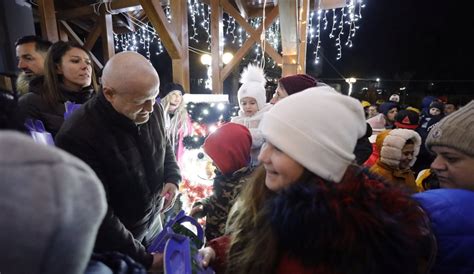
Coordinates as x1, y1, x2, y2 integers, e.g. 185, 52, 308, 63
237, 64, 267, 110
259, 86, 367, 183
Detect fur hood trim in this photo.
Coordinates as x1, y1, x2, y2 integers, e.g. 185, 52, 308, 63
265, 170, 430, 274
377, 129, 421, 168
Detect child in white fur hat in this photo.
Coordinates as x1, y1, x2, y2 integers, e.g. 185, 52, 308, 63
370, 128, 422, 193
231, 64, 272, 165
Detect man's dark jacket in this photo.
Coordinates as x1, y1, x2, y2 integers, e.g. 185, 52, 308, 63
55, 92, 181, 268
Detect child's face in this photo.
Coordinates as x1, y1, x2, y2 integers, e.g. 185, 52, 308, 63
399, 143, 415, 170
367, 106, 378, 117
429, 107, 441, 116
386, 108, 398, 122
241, 97, 258, 117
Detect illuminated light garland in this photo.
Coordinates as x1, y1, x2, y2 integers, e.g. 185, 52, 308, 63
114, 1, 366, 67
310, 0, 366, 63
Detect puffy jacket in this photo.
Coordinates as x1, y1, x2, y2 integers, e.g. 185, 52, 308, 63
370, 129, 421, 192
414, 189, 474, 274
56, 91, 181, 268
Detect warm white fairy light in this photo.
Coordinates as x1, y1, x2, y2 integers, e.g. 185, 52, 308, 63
336, 7, 345, 60
114, 1, 365, 65
311, 0, 366, 63
314, 9, 322, 64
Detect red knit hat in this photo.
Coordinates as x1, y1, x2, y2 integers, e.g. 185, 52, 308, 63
203, 123, 252, 176
279, 74, 317, 95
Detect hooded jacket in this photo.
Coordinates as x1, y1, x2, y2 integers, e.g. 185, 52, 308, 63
55, 91, 181, 268
18, 76, 95, 136
370, 129, 421, 192
0, 131, 106, 274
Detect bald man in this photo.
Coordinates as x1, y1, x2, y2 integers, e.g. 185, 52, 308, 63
55, 52, 181, 271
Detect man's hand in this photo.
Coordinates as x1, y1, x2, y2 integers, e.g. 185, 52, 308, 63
160, 183, 178, 213
149, 252, 164, 272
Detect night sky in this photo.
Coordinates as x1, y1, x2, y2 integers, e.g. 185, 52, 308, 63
317, 0, 473, 87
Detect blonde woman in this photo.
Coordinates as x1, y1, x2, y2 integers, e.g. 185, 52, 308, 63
160, 83, 192, 167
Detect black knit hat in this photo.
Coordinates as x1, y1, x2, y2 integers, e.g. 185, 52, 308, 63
429, 101, 445, 112
160, 83, 184, 98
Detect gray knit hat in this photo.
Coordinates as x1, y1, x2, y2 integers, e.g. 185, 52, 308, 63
0, 131, 107, 274
426, 100, 474, 156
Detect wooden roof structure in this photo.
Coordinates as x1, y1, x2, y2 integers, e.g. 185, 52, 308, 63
35, 0, 348, 93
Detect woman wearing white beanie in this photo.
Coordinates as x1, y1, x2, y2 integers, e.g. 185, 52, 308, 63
199, 87, 435, 274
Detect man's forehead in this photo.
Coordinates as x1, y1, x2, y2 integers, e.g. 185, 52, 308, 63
16, 43, 38, 54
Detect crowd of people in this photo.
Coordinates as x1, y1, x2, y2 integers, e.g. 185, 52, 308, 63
1, 35, 473, 274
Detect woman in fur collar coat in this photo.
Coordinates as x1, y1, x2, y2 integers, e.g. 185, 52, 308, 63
370, 129, 421, 193
199, 87, 434, 274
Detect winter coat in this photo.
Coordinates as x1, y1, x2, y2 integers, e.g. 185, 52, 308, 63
353, 123, 373, 165
231, 103, 272, 166
85, 252, 146, 274
414, 189, 474, 274
55, 91, 181, 268
370, 129, 421, 192
18, 76, 95, 136
193, 166, 254, 240
208, 169, 435, 274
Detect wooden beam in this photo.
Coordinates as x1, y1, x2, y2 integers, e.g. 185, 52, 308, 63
59, 21, 103, 71
170, 0, 190, 92
320, 0, 347, 10
210, 0, 223, 93
222, 2, 281, 64
83, 19, 101, 51
57, 0, 141, 20
297, 0, 310, 74
233, 0, 248, 19
220, 38, 253, 81
139, 0, 182, 59
99, 6, 115, 62
37, 0, 59, 42
58, 22, 69, 41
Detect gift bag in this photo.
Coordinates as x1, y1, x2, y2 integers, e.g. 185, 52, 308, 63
64, 101, 82, 120
148, 210, 214, 274
25, 119, 55, 146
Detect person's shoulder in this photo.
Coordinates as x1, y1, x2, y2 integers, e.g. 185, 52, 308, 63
18, 91, 42, 105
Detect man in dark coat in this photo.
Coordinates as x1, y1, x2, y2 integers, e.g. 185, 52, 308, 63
55, 52, 181, 271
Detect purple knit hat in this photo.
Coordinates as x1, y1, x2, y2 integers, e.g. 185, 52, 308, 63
279, 74, 317, 95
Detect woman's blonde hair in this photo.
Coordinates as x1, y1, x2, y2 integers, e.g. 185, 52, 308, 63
160, 90, 190, 149
225, 165, 278, 274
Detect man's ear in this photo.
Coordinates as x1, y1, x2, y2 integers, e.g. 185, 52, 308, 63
102, 86, 115, 102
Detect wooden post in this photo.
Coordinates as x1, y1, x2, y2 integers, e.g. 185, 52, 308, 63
139, 0, 182, 59
210, 0, 223, 94
99, 6, 115, 63
170, 0, 190, 92
297, 0, 310, 74
84, 20, 102, 51
37, 0, 59, 42
279, 0, 298, 76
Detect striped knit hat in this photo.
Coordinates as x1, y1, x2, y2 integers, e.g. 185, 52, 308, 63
426, 100, 474, 156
